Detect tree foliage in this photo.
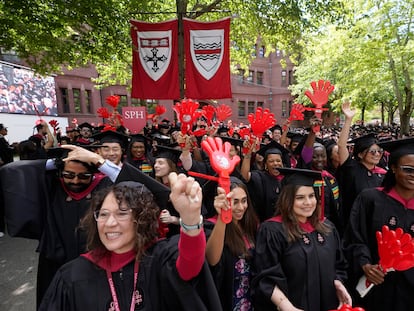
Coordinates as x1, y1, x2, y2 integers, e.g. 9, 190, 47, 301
291, 0, 414, 133
0, 0, 343, 87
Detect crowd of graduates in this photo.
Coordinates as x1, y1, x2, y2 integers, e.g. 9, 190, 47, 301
1, 99, 414, 311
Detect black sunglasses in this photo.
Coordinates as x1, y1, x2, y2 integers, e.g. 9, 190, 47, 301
61, 171, 93, 180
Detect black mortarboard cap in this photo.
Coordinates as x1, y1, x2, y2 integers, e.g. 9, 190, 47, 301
257, 140, 291, 168
92, 130, 129, 148
46, 144, 105, 159
277, 167, 323, 187
151, 132, 171, 145
217, 126, 229, 135
349, 132, 377, 156
378, 137, 414, 165
77, 122, 94, 130
153, 144, 182, 163
287, 131, 304, 143
219, 136, 245, 148
115, 162, 171, 210
270, 124, 283, 132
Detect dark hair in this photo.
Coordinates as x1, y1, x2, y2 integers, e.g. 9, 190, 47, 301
382, 152, 410, 191
80, 182, 160, 261
275, 184, 330, 242
224, 179, 259, 258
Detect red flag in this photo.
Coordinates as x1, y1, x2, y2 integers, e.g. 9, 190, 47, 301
184, 17, 232, 99
130, 19, 180, 99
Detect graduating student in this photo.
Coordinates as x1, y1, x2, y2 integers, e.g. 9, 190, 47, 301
344, 137, 414, 311
241, 140, 291, 222
205, 177, 259, 310
251, 168, 351, 311
336, 102, 387, 228
0, 144, 170, 309
93, 129, 129, 167
40, 173, 222, 310
124, 133, 154, 176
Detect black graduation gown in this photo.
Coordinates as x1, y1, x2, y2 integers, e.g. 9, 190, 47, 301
0, 159, 113, 307
204, 220, 254, 311
344, 188, 414, 311
336, 156, 386, 228
39, 235, 223, 311
251, 219, 347, 311
247, 170, 282, 222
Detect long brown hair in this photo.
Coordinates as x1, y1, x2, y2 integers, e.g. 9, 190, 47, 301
275, 184, 330, 242
224, 179, 259, 258
80, 181, 160, 261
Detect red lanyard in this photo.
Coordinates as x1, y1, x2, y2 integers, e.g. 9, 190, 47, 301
106, 261, 140, 311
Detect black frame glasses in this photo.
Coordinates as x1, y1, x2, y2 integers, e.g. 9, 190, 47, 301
61, 171, 93, 180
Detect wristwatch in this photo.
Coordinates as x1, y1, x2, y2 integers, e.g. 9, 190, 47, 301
95, 157, 106, 168
179, 215, 203, 232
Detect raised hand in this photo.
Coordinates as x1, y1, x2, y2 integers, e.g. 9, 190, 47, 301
305, 79, 335, 108
341, 101, 355, 120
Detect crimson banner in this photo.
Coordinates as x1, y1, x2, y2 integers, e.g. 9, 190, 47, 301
130, 19, 180, 99
183, 17, 232, 99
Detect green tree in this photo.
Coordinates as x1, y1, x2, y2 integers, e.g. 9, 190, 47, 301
0, 0, 343, 88
291, 0, 414, 134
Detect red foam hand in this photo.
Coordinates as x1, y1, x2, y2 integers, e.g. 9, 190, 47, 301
173, 99, 199, 135
329, 304, 365, 311
288, 103, 305, 122
376, 225, 414, 272
216, 104, 232, 122
105, 95, 120, 108
304, 79, 335, 109
192, 128, 207, 137
97, 107, 111, 119
202, 105, 216, 126
49, 119, 58, 128
155, 104, 166, 116
248, 107, 276, 138
238, 127, 252, 140
201, 137, 240, 223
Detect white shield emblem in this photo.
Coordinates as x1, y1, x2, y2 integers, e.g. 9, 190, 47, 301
190, 29, 224, 80
137, 30, 172, 81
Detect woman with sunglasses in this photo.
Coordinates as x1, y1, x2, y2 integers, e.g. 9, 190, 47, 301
40, 172, 222, 310
344, 137, 414, 311
336, 102, 387, 230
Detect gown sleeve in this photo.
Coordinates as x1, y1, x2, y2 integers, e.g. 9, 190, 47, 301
251, 221, 288, 305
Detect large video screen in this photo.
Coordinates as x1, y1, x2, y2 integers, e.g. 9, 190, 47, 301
0, 62, 57, 116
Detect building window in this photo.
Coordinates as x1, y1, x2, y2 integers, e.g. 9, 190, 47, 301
257, 71, 263, 85
60, 88, 70, 113
252, 44, 257, 57
238, 101, 246, 117
259, 46, 265, 57
281, 70, 287, 86
281, 100, 287, 117
84, 90, 91, 113
257, 101, 264, 109
73, 88, 81, 113
247, 70, 254, 84
288, 70, 294, 85
276, 49, 281, 57
238, 68, 245, 84
248, 101, 255, 114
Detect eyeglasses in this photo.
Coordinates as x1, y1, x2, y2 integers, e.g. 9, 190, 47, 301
61, 171, 93, 180
367, 148, 384, 155
399, 165, 414, 175
93, 209, 132, 222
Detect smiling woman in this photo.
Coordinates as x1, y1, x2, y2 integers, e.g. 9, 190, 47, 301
39, 173, 222, 311
251, 168, 351, 311
344, 137, 414, 311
